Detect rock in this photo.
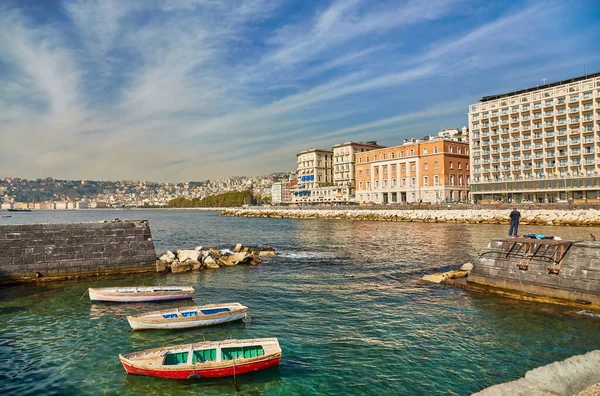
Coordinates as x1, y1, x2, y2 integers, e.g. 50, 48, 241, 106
230, 252, 251, 265
459, 262, 474, 272
204, 256, 220, 269
234, 243, 244, 253
446, 270, 469, 279
188, 259, 202, 270
248, 255, 262, 266
155, 259, 167, 273
171, 261, 193, 273
422, 273, 447, 283
259, 250, 276, 257
159, 250, 176, 264
422, 270, 469, 283
177, 250, 199, 263
218, 256, 237, 267
208, 248, 222, 258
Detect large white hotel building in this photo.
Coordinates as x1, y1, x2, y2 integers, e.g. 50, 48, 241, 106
468, 72, 600, 203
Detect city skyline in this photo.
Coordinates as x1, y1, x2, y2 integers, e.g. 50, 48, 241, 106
1, 0, 599, 182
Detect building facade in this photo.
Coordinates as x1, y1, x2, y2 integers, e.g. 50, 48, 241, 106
469, 72, 600, 203
293, 149, 333, 204
355, 134, 470, 204
271, 181, 292, 204
331, 141, 384, 202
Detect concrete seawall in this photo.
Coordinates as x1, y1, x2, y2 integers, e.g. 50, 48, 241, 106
474, 350, 600, 395
467, 238, 600, 309
0, 220, 156, 284
220, 208, 600, 227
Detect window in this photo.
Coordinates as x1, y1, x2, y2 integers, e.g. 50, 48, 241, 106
434, 175, 439, 186
366, 169, 370, 176
359, 169, 362, 176
411, 164, 415, 171
384, 179, 387, 187
391, 152, 395, 159
375, 167, 379, 175
359, 181, 363, 189
449, 161, 454, 169
450, 146, 454, 153
383, 167, 387, 174
359, 158, 362, 164
374, 155, 378, 161
375, 180, 379, 188
459, 175, 464, 186
423, 176, 429, 186
411, 177, 415, 186
401, 165, 406, 173
434, 161, 439, 169
366, 181, 370, 189
383, 154, 386, 159
450, 175, 455, 186
423, 148, 428, 155
433, 146, 438, 154
366, 156, 370, 162
400, 151, 404, 158
424, 163, 428, 170
410, 149, 414, 156
458, 147, 462, 154
458, 163, 462, 170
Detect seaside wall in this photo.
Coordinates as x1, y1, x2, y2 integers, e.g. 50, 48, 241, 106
0, 220, 156, 284
469, 238, 600, 307
220, 208, 600, 226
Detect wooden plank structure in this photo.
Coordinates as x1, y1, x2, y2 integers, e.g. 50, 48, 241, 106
497, 237, 581, 274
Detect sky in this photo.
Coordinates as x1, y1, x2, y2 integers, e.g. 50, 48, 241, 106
0, 0, 599, 182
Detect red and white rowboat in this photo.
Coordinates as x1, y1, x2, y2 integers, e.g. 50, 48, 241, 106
88, 286, 194, 302
119, 338, 282, 380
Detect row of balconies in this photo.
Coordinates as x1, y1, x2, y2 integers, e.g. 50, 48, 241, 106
473, 162, 598, 174
473, 103, 600, 121
470, 88, 600, 113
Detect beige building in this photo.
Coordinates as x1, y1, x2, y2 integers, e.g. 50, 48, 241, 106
469, 72, 600, 203
293, 149, 333, 204
331, 141, 384, 202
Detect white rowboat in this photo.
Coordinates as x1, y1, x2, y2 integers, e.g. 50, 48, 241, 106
88, 286, 194, 302
127, 302, 248, 331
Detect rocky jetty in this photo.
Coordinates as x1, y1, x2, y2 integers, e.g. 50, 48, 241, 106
156, 244, 276, 273
220, 208, 600, 227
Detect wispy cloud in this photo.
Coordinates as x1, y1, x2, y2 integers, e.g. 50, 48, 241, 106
0, 0, 597, 181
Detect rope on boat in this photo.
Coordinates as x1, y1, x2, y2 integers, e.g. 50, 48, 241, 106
77, 289, 89, 302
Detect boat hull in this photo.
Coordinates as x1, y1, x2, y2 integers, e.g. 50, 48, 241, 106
120, 357, 281, 379
89, 287, 194, 303
128, 312, 247, 330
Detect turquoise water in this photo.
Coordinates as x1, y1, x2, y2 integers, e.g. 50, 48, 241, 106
1, 210, 600, 395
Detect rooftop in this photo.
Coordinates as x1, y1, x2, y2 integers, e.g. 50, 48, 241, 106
479, 71, 600, 103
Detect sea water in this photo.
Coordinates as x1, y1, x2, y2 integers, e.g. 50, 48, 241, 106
1, 210, 599, 395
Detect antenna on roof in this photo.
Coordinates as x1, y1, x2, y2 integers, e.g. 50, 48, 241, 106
541, 78, 547, 85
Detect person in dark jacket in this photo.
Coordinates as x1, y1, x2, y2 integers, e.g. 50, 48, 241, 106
509, 207, 521, 237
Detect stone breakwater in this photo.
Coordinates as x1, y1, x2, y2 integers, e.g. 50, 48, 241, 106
156, 243, 276, 273
220, 208, 600, 227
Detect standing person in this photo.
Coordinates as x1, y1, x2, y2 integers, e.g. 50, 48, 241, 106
509, 207, 521, 237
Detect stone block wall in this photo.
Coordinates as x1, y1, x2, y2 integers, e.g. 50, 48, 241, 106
0, 220, 156, 283
469, 238, 600, 306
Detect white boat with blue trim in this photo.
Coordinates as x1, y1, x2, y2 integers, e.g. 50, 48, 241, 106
127, 302, 248, 331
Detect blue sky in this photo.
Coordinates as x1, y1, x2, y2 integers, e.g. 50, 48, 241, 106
0, 0, 599, 182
